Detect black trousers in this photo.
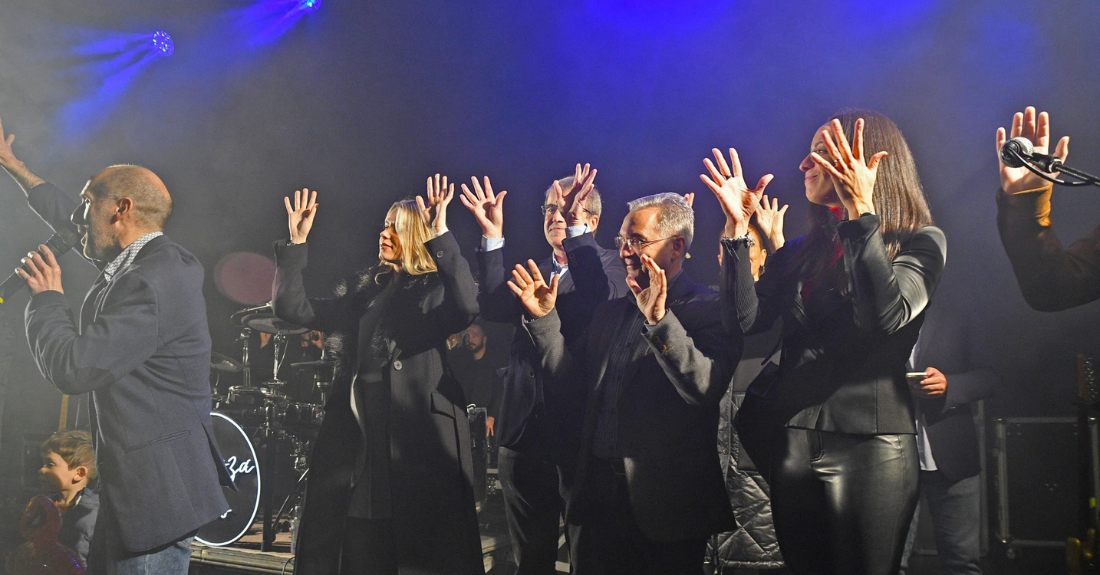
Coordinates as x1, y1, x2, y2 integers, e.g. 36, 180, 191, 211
498, 446, 567, 575
770, 428, 919, 575
571, 457, 707, 575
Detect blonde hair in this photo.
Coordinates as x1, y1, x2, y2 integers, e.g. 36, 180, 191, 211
384, 199, 438, 276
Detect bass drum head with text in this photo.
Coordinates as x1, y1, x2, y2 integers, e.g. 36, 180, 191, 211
196, 412, 260, 546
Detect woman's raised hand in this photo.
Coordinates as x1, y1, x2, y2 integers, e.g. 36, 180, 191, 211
996, 106, 1070, 195
755, 194, 788, 252
507, 260, 559, 318
700, 147, 774, 239
418, 174, 455, 235
285, 188, 319, 244
459, 176, 507, 239
813, 118, 886, 218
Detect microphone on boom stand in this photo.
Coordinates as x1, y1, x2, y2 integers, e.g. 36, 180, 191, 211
1000, 136, 1100, 189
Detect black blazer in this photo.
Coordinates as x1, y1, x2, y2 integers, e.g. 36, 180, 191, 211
24, 182, 231, 552
908, 302, 997, 482
723, 214, 947, 435
525, 272, 738, 542
477, 232, 627, 462
273, 232, 483, 575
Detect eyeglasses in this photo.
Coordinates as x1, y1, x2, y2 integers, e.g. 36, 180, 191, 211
614, 235, 679, 251
541, 204, 595, 218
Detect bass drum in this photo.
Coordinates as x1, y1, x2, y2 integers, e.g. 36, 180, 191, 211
196, 413, 261, 547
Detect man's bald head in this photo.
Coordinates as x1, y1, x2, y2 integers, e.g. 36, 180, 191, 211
91, 165, 173, 231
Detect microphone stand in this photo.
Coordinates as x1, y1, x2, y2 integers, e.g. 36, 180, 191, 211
1007, 148, 1100, 188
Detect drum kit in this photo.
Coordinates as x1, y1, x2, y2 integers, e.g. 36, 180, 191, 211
197, 304, 332, 550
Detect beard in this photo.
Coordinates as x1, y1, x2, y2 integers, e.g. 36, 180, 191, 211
82, 227, 120, 262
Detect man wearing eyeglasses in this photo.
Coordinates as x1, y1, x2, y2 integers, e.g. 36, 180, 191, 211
460, 165, 627, 575
508, 192, 738, 574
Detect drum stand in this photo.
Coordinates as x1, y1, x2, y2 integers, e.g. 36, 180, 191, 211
259, 332, 289, 552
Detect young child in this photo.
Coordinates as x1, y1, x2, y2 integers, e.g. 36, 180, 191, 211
39, 430, 99, 567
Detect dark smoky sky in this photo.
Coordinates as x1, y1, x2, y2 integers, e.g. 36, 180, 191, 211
0, 0, 1098, 421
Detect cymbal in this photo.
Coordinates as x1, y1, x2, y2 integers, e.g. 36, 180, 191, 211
289, 359, 336, 370
244, 315, 308, 335
230, 303, 273, 327
211, 352, 243, 372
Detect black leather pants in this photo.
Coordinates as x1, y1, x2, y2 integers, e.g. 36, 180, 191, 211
770, 428, 919, 575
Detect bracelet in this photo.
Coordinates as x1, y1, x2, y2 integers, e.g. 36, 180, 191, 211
721, 233, 755, 249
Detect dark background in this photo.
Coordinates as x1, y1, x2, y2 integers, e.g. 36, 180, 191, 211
0, 0, 1097, 562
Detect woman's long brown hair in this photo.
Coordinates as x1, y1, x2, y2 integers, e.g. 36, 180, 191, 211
797, 109, 934, 281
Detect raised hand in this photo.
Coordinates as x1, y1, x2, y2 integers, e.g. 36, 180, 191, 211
683, 193, 695, 208
506, 260, 559, 318
16, 245, 63, 296
996, 106, 1070, 195
285, 188, 319, 244
553, 163, 598, 227
812, 118, 887, 218
418, 174, 454, 235
0, 115, 18, 169
459, 176, 507, 238
754, 194, 788, 252
626, 254, 668, 325
0, 115, 46, 193
700, 147, 774, 239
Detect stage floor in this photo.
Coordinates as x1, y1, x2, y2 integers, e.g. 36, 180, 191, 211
189, 528, 509, 574
189, 477, 514, 574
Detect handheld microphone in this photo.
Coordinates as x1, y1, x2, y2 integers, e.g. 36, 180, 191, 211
0, 228, 82, 304
1000, 136, 1063, 172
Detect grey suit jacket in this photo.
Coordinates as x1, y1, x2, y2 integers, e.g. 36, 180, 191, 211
524, 272, 739, 542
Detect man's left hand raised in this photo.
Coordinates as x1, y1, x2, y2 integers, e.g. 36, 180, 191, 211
16, 245, 64, 296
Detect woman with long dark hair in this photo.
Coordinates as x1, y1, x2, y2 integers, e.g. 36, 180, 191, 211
703, 110, 946, 574
272, 177, 483, 575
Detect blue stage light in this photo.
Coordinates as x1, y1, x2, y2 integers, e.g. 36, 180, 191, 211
300, 0, 321, 13
151, 31, 174, 57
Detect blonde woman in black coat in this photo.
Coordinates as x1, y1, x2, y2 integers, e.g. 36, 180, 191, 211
272, 176, 482, 575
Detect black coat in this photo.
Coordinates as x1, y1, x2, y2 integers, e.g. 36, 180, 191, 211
273, 232, 482, 575
477, 232, 627, 463
525, 273, 739, 542
708, 327, 785, 571
723, 214, 947, 435
25, 182, 231, 552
